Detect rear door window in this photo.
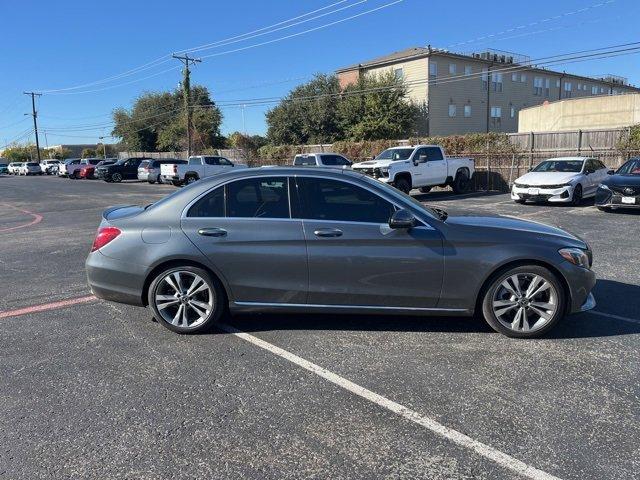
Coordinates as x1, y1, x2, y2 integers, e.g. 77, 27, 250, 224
187, 186, 225, 217
204, 157, 220, 165
227, 177, 289, 218
426, 147, 444, 161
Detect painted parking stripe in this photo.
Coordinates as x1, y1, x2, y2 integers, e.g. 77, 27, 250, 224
0, 203, 43, 233
587, 310, 640, 326
218, 322, 562, 480
0, 295, 97, 319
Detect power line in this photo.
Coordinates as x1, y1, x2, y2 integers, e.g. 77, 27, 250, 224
35, 0, 357, 94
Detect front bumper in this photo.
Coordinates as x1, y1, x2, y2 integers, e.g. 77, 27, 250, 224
595, 188, 640, 208
511, 185, 573, 203
557, 260, 597, 314
352, 168, 391, 183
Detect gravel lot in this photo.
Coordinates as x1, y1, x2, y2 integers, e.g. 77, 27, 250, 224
1, 174, 638, 480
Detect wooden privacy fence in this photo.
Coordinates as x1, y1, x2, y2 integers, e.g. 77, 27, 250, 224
506, 127, 630, 153
118, 149, 247, 162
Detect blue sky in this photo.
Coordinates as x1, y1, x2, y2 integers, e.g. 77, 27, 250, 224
1, 0, 639, 147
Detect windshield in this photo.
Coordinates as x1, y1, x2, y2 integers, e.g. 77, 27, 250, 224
532, 160, 583, 173
616, 159, 640, 175
375, 148, 414, 161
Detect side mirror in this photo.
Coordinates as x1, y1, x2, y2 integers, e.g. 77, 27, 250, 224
607, 169, 615, 175
389, 209, 417, 229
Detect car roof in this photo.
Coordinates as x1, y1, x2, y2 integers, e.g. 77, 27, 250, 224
542, 157, 590, 161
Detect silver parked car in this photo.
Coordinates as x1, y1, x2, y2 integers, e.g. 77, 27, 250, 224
293, 153, 352, 169
138, 158, 187, 184
86, 168, 596, 338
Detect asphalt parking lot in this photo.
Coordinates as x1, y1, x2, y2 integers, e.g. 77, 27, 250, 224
1, 174, 638, 480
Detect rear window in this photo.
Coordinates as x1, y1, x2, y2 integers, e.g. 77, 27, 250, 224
140, 160, 151, 168
294, 155, 317, 166
26, 162, 38, 166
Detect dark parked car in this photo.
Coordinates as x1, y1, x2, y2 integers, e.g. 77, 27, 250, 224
138, 159, 187, 184
86, 168, 596, 339
97, 157, 151, 182
595, 157, 640, 211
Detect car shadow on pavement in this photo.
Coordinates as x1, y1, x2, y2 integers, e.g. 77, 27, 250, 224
223, 279, 640, 340
412, 190, 505, 203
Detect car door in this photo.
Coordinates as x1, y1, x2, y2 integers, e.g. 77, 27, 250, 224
295, 176, 444, 308
181, 176, 308, 304
423, 147, 447, 185
582, 159, 600, 196
125, 159, 143, 179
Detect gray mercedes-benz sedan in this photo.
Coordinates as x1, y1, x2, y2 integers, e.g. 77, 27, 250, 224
86, 167, 596, 338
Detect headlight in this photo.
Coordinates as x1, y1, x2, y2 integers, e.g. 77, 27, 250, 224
559, 247, 591, 269
598, 183, 611, 192
379, 167, 389, 173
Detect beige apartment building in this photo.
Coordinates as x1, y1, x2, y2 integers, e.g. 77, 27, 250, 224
336, 47, 640, 136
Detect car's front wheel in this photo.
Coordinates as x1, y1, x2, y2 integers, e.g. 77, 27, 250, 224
148, 266, 225, 334
571, 184, 583, 206
481, 265, 566, 338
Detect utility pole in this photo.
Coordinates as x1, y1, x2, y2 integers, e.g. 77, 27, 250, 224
24, 91, 42, 162
98, 136, 107, 158
242, 104, 246, 134
172, 53, 202, 157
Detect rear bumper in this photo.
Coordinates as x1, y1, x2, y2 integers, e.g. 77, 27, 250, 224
137, 172, 150, 181
85, 251, 146, 307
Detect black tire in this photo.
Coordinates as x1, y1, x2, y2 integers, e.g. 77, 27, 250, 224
148, 265, 225, 334
481, 265, 566, 339
514, 199, 526, 204
111, 172, 123, 183
148, 177, 156, 184
171, 180, 182, 187
394, 176, 411, 194
571, 184, 583, 206
452, 169, 471, 194
419, 186, 432, 194
596, 206, 611, 212
185, 174, 199, 185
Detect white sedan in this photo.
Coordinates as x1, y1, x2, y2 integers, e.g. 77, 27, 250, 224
511, 157, 610, 205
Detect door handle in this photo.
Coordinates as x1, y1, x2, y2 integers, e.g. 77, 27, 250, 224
198, 227, 227, 237
314, 228, 343, 238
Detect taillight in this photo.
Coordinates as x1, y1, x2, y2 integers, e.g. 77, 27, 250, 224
91, 226, 121, 252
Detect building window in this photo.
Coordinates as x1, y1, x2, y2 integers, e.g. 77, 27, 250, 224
510, 107, 516, 118
533, 77, 544, 96
464, 104, 471, 117
511, 73, 518, 82
520, 73, 527, 83
429, 62, 437, 82
591, 85, 598, 95
490, 106, 502, 126
449, 63, 457, 75
448, 104, 457, 117
394, 68, 404, 80
564, 82, 572, 98
577, 83, 582, 91
492, 73, 503, 92
583, 84, 588, 91
556, 79, 561, 88
464, 65, 472, 76
600, 86, 605, 94
482, 68, 489, 90
545, 78, 550, 97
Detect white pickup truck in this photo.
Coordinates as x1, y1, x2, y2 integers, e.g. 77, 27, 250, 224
161, 155, 248, 186
352, 145, 474, 195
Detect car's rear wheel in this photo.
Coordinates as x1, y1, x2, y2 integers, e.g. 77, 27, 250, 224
419, 186, 432, 194
481, 265, 566, 338
111, 172, 123, 183
452, 169, 471, 194
596, 206, 610, 212
148, 266, 225, 334
185, 174, 199, 185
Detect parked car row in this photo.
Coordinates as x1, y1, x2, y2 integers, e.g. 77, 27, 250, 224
511, 156, 640, 212
5, 162, 44, 175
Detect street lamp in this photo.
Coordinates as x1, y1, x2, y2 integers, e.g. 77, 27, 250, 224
98, 136, 107, 158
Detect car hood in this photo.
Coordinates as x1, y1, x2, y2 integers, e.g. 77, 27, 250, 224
353, 159, 405, 168
602, 174, 640, 188
446, 215, 585, 246
515, 171, 580, 185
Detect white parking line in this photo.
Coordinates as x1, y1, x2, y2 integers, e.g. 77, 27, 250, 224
218, 322, 562, 480
587, 310, 640, 326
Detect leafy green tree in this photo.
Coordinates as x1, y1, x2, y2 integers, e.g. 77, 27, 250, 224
337, 71, 421, 140
112, 86, 222, 152
81, 148, 97, 158
266, 74, 342, 145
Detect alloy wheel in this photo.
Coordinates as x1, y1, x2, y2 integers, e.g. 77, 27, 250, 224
154, 271, 214, 329
492, 273, 558, 333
